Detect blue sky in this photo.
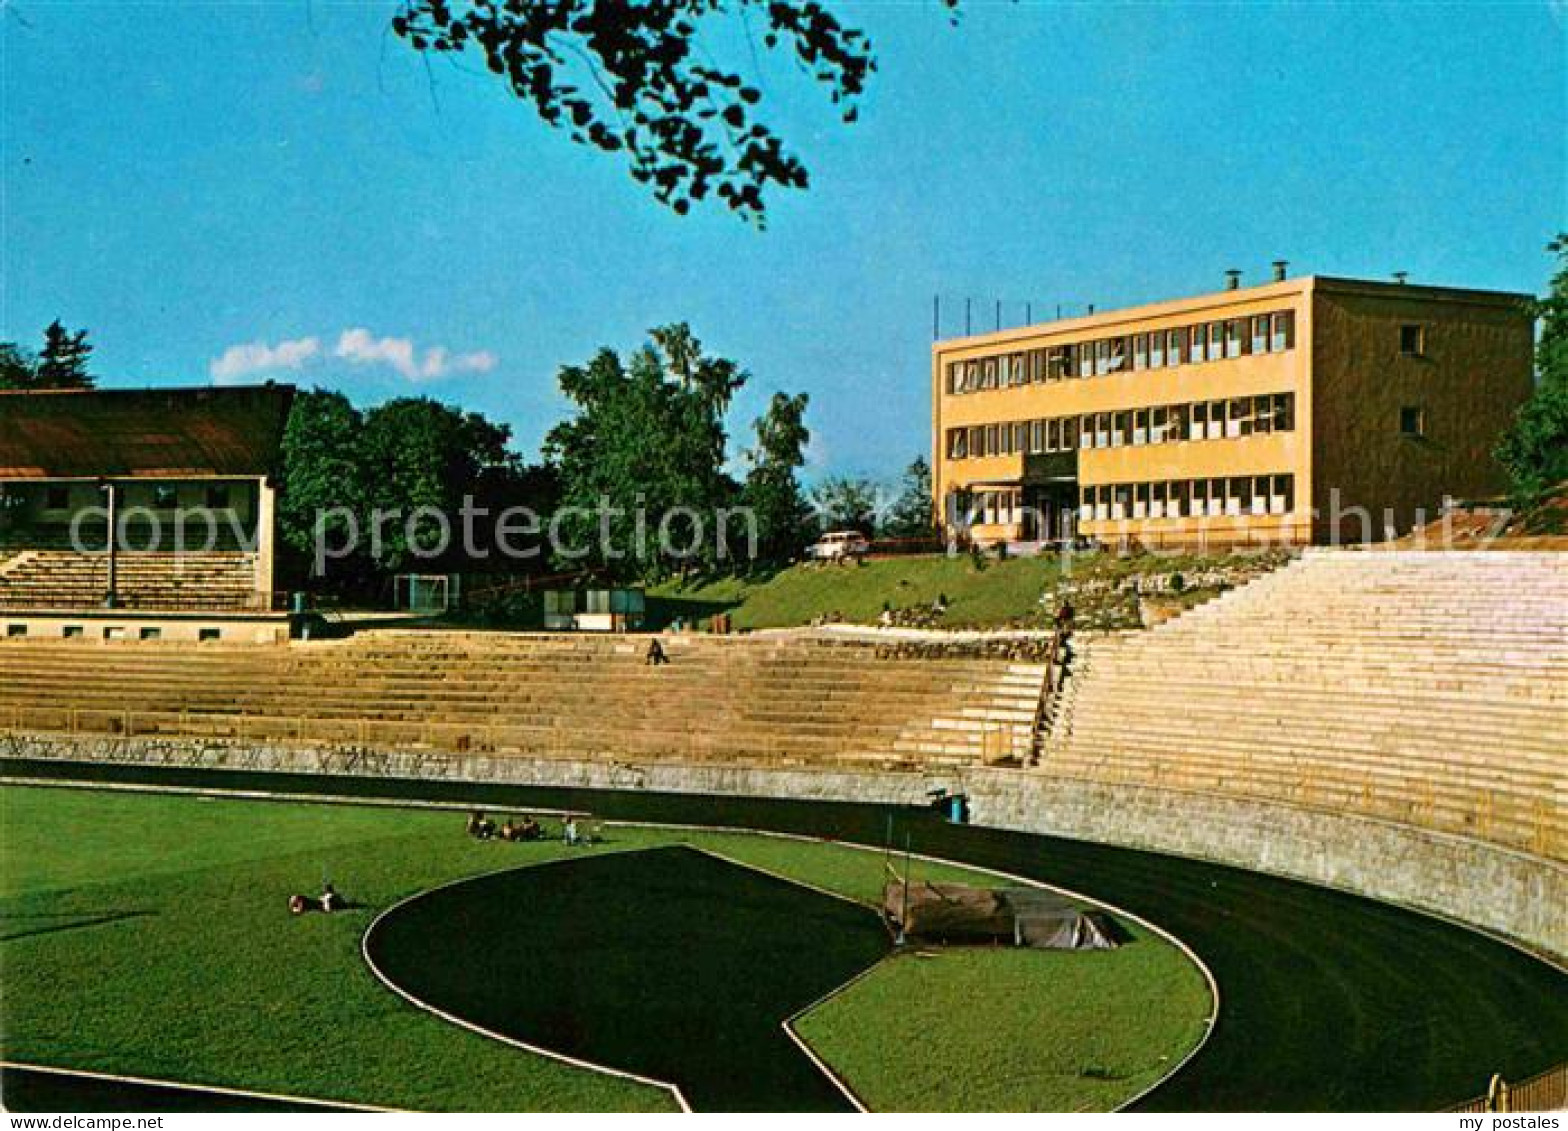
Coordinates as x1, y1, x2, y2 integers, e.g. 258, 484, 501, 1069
4, 1, 1564, 482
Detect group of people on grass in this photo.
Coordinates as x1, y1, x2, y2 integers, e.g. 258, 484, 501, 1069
465, 810, 594, 846
466, 810, 544, 842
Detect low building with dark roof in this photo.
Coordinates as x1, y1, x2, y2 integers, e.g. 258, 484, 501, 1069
0, 384, 295, 642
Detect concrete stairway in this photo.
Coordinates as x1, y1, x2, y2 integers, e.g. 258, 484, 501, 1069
0, 631, 1048, 773
1044, 550, 1568, 859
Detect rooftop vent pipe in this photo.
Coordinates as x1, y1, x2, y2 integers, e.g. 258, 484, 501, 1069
1225, 269, 1242, 290
1272, 260, 1289, 283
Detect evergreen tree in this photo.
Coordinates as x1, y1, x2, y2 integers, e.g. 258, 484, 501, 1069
34, 320, 94, 389
1496, 234, 1568, 508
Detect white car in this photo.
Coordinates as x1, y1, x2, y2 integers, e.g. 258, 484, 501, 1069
807, 530, 871, 561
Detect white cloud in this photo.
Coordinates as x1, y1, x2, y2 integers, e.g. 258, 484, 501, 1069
334, 328, 497, 382
209, 336, 320, 383
210, 329, 498, 386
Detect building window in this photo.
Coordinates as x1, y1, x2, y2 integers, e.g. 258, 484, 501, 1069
1206, 401, 1225, 441
948, 430, 968, 459
1251, 315, 1270, 355
139, 627, 163, 641
199, 628, 222, 643
1062, 417, 1079, 450
1399, 406, 1426, 438
104, 626, 126, 641
1251, 475, 1270, 516
1168, 328, 1186, 367
45, 486, 70, 511
1149, 406, 1168, 445
1188, 326, 1206, 364
1252, 394, 1273, 435
1271, 474, 1294, 515
1111, 412, 1129, 447
1149, 333, 1165, 368
1045, 419, 1060, 452
1077, 344, 1095, 379
1008, 354, 1027, 386
1207, 322, 1226, 362
1107, 338, 1128, 374
1189, 402, 1207, 442
1400, 324, 1425, 356
1271, 311, 1295, 352
5, 624, 26, 638
1225, 319, 1244, 359
63, 625, 84, 639
1275, 392, 1295, 431
1132, 333, 1149, 370
985, 424, 999, 455
1133, 408, 1150, 446
1094, 413, 1111, 449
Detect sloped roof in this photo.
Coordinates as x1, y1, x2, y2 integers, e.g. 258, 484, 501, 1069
0, 385, 295, 479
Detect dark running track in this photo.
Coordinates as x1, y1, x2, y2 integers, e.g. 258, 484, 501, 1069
366, 846, 891, 1111
0, 1065, 349, 1112
6, 759, 1567, 1112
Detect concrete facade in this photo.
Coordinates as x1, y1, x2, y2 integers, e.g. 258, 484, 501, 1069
931, 275, 1534, 548
4, 732, 1561, 963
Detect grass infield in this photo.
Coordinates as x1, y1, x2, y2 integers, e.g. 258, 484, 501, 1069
0, 784, 1207, 1112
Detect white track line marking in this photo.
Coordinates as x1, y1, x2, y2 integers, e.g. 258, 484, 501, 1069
0, 1059, 400, 1112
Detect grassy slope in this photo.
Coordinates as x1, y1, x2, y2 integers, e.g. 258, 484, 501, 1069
650, 554, 1064, 630
0, 786, 1204, 1112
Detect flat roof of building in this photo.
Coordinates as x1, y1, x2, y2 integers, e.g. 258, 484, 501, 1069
933, 274, 1534, 353
0, 384, 295, 480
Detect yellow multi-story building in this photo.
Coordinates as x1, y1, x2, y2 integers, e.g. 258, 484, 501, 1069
932, 271, 1534, 549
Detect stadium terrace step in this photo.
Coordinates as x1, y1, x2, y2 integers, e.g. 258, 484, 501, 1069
1045, 550, 1567, 861
0, 630, 1050, 774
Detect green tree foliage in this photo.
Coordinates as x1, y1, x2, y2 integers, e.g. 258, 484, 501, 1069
881, 456, 935, 540
278, 389, 547, 592
392, 0, 955, 225
35, 320, 95, 388
1496, 233, 1568, 507
742, 391, 812, 563
810, 475, 879, 535
544, 323, 753, 578
359, 397, 522, 571
278, 389, 371, 585
0, 322, 94, 390
0, 343, 36, 390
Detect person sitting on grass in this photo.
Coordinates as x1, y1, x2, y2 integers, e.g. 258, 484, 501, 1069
466, 810, 497, 840
519, 815, 543, 841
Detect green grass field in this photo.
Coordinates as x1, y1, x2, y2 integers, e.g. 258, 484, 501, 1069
650, 553, 1064, 630
0, 785, 1208, 1111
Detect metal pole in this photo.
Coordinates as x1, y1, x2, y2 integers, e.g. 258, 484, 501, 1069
899, 829, 913, 945
932, 295, 939, 341
102, 481, 118, 608
964, 298, 971, 336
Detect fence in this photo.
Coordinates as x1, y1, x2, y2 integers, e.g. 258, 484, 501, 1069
1449, 1062, 1567, 1113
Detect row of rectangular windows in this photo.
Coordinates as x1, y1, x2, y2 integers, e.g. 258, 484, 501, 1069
39, 485, 234, 511
3, 624, 224, 641
946, 310, 1296, 395
946, 392, 1295, 460
956, 474, 1296, 526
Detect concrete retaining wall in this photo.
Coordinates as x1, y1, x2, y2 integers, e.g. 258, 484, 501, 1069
4, 731, 1561, 964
